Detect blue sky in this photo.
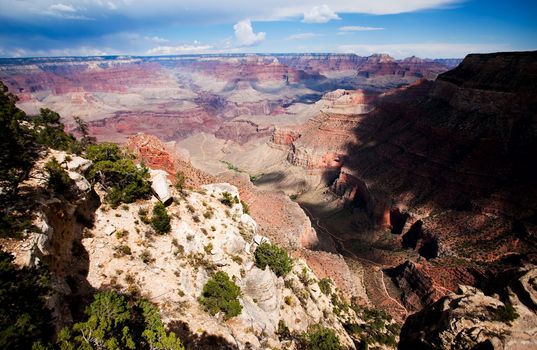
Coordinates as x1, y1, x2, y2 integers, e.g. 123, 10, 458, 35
0, 0, 536, 58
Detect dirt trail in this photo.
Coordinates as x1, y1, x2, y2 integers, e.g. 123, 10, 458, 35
300, 205, 409, 317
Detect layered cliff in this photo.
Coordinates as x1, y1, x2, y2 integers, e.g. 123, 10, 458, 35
273, 52, 537, 317
399, 266, 537, 350
0, 54, 453, 146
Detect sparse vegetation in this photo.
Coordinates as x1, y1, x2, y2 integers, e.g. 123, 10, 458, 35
114, 244, 132, 257
488, 303, 519, 325
318, 278, 333, 295
199, 271, 242, 320
204, 242, 214, 254
115, 229, 129, 239
284, 295, 295, 306
56, 291, 185, 349
299, 267, 314, 286
220, 160, 240, 172
277, 320, 291, 340
174, 171, 186, 191
203, 207, 214, 219
240, 199, 250, 214
44, 158, 73, 193
219, 191, 239, 207
138, 208, 151, 224
151, 202, 171, 234
86, 143, 151, 208
140, 249, 155, 264
298, 325, 344, 350
231, 255, 243, 264
254, 242, 293, 277
73, 116, 96, 148
344, 305, 399, 348
186, 204, 195, 213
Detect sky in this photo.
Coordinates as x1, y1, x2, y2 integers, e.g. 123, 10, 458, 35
0, 0, 536, 58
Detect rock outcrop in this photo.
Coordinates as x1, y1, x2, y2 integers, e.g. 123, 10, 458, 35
388, 261, 443, 312
2, 144, 364, 349
399, 266, 537, 350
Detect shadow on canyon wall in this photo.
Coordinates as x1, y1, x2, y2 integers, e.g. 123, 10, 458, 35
319, 52, 537, 266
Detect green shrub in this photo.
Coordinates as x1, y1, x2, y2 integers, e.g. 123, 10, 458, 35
44, 159, 72, 193
140, 249, 155, 265
114, 244, 132, 257
115, 229, 128, 239
204, 243, 214, 254
174, 171, 186, 191
33, 108, 82, 153
151, 202, 171, 234
344, 305, 399, 347
199, 271, 242, 320
138, 208, 150, 224
254, 242, 293, 277
488, 304, 519, 325
299, 325, 344, 350
240, 200, 250, 214
318, 278, 333, 295
57, 291, 184, 350
277, 320, 291, 340
86, 143, 151, 207
219, 191, 239, 207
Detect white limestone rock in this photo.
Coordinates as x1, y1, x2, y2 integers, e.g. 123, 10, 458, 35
150, 169, 172, 204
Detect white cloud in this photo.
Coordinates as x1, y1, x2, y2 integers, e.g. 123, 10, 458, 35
338, 43, 512, 58
49, 3, 76, 12
302, 5, 340, 23
339, 26, 384, 32
93, 0, 118, 10
145, 36, 170, 44
233, 19, 266, 47
146, 44, 213, 55
3, 46, 114, 58
45, 2, 94, 19
1, 0, 465, 23
286, 33, 321, 40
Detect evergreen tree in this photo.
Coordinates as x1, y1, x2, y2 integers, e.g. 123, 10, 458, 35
0, 81, 34, 197
0, 250, 52, 350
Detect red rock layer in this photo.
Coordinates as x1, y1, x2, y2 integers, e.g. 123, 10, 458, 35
125, 133, 216, 187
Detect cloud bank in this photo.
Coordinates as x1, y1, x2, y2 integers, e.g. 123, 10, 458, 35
233, 19, 266, 47
302, 5, 340, 23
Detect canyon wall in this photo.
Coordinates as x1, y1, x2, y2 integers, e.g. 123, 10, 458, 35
276, 51, 537, 313
0, 54, 454, 145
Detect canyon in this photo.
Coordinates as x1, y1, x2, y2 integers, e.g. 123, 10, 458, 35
1, 51, 536, 349
0, 53, 456, 146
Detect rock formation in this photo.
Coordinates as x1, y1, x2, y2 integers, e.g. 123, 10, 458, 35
1, 144, 364, 349
267, 51, 537, 318
399, 266, 537, 350
0, 54, 453, 145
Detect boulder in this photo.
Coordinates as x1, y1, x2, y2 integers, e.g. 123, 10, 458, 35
150, 169, 172, 205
